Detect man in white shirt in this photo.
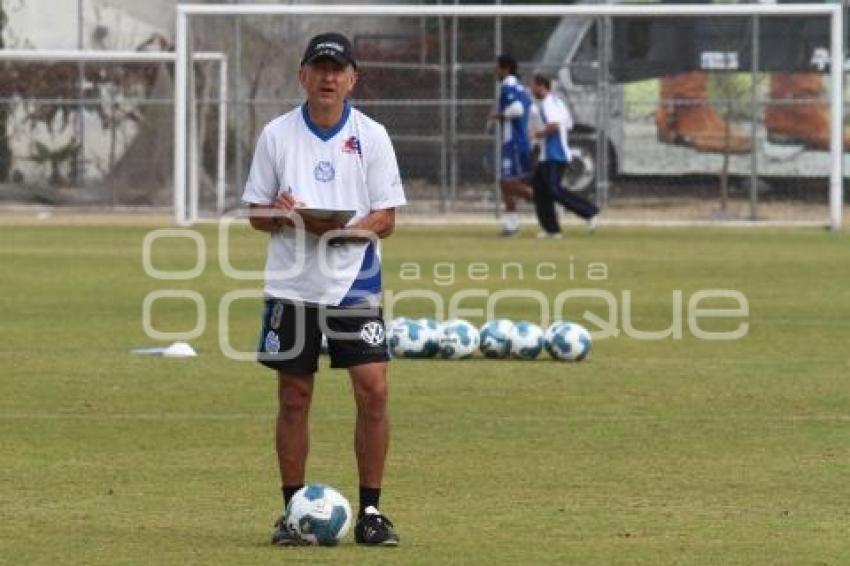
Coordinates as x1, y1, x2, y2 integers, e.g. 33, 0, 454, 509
530, 74, 599, 237
242, 32, 404, 547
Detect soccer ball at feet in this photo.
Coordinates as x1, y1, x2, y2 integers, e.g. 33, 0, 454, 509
285, 484, 352, 545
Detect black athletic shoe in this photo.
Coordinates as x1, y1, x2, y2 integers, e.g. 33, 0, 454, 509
354, 506, 400, 546
271, 515, 305, 546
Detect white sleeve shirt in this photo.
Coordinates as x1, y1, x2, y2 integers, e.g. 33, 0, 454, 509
538, 93, 572, 163
242, 102, 407, 306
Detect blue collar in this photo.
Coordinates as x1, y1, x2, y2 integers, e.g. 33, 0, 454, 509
301, 101, 351, 141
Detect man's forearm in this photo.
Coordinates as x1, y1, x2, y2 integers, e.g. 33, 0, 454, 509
249, 203, 348, 237
249, 204, 394, 241
346, 209, 396, 240
248, 204, 289, 233
536, 123, 560, 138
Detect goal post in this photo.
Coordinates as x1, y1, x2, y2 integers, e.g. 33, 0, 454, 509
174, 3, 844, 229
0, 48, 228, 219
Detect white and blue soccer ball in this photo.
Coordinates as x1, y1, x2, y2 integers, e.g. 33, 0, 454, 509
438, 319, 480, 359
388, 318, 438, 358
508, 321, 545, 360
545, 321, 592, 361
417, 318, 442, 335
386, 317, 405, 354
285, 484, 352, 546
417, 318, 443, 356
479, 319, 514, 359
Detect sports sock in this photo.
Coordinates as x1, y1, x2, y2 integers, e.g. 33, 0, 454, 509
359, 486, 381, 516
503, 212, 519, 231
282, 484, 304, 509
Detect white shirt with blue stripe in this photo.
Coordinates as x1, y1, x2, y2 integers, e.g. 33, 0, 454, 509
536, 93, 573, 163
242, 102, 406, 307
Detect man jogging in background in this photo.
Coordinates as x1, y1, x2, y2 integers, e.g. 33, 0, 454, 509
530, 73, 599, 237
492, 54, 534, 237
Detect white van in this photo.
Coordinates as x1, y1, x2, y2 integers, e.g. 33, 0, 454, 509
539, 12, 846, 194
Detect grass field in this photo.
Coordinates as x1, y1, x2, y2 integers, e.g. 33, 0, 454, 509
2, 221, 849, 565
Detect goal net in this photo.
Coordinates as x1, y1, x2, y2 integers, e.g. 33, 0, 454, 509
174, 3, 844, 228
0, 49, 225, 215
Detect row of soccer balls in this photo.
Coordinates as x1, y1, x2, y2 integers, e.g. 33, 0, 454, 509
387, 318, 592, 361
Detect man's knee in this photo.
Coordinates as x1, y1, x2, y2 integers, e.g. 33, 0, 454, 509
352, 373, 389, 419
278, 376, 313, 418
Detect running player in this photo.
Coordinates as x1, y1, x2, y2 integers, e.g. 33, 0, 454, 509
530, 73, 599, 237
492, 54, 534, 237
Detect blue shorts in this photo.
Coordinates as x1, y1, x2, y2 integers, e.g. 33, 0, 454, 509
500, 143, 531, 180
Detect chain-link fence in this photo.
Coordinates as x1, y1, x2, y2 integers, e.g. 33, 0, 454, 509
1, 1, 846, 226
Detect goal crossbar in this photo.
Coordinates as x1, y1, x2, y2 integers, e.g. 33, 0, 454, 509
174, 3, 844, 229
0, 48, 224, 62
178, 4, 839, 17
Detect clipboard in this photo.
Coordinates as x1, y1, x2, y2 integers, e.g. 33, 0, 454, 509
295, 207, 356, 224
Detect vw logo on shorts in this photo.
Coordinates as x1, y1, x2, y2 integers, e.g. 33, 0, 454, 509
314, 161, 335, 182
360, 321, 385, 346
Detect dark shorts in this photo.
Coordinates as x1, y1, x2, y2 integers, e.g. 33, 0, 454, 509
500, 142, 531, 180
257, 298, 390, 374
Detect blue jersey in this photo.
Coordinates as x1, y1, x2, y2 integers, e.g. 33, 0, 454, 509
499, 75, 532, 153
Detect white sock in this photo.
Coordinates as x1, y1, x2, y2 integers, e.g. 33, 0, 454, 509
503, 212, 519, 231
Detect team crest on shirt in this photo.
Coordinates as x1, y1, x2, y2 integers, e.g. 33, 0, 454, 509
360, 321, 385, 347
314, 161, 335, 182
342, 136, 361, 155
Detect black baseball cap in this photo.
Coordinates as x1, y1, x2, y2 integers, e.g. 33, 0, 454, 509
301, 32, 356, 69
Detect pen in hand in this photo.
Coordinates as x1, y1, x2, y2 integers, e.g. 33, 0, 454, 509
274, 186, 299, 211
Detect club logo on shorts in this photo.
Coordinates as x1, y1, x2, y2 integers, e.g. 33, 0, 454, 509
314, 161, 335, 182
264, 330, 280, 354
360, 321, 385, 347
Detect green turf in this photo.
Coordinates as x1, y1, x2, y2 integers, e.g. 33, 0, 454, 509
1, 222, 849, 565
